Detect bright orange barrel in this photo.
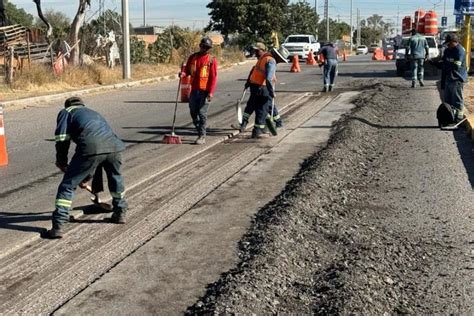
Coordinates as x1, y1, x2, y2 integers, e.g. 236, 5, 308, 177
424, 11, 438, 35
402, 16, 412, 35
414, 9, 426, 33
180, 64, 191, 102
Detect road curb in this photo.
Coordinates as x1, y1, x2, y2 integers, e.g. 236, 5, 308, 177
1, 60, 253, 110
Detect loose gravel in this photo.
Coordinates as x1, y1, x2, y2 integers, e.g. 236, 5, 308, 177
187, 81, 474, 314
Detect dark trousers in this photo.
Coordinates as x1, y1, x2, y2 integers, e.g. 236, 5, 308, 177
53, 152, 127, 228
444, 80, 465, 120
189, 90, 209, 136
242, 85, 271, 129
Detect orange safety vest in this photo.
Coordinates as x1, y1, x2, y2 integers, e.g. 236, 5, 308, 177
249, 53, 276, 86
189, 53, 214, 91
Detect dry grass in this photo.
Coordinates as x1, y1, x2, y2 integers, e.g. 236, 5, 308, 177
1, 49, 245, 101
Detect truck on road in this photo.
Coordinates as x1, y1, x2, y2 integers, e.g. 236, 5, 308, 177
281, 34, 320, 60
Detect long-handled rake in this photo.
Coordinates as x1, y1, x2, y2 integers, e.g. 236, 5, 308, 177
162, 71, 183, 144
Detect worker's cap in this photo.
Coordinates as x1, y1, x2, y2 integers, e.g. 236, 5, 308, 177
444, 34, 458, 44
252, 42, 266, 51
64, 97, 85, 108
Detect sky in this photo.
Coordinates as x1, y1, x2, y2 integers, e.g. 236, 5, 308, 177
9, 0, 459, 31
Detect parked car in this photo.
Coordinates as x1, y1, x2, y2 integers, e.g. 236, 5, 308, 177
368, 44, 379, 53
281, 34, 320, 59
395, 36, 440, 76
356, 45, 368, 55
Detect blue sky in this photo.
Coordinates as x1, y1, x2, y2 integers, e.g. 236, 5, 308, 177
9, 0, 458, 30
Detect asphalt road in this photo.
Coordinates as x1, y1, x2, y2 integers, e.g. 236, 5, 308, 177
0, 54, 396, 254
3, 55, 449, 313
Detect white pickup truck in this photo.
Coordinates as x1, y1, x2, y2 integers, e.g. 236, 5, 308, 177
395, 35, 440, 76
281, 34, 320, 60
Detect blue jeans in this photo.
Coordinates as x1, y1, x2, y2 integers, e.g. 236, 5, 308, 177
189, 90, 210, 137
323, 59, 338, 87
411, 58, 425, 81
444, 80, 465, 120
53, 152, 127, 228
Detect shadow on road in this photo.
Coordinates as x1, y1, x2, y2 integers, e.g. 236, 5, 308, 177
0, 211, 49, 233
121, 126, 234, 144
453, 129, 474, 188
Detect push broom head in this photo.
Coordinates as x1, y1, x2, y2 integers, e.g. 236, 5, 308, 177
162, 132, 182, 144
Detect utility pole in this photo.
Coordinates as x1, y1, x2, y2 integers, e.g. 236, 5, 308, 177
443, 0, 446, 17
122, 0, 130, 79
315, 0, 319, 40
325, 0, 329, 41
143, 0, 146, 26
396, 6, 400, 34
350, 0, 353, 52
357, 8, 361, 47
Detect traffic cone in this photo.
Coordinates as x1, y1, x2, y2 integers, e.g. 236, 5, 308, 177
306, 50, 317, 65
290, 54, 301, 72
0, 106, 8, 166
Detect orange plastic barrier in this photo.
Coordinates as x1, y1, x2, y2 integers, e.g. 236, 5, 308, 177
290, 54, 301, 72
0, 106, 8, 166
306, 49, 317, 65
180, 63, 192, 102
372, 48, 385, 61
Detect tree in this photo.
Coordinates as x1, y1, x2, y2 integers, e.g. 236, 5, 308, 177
366, 14, 384, 30
283, 0, 318, 38
5, 0, 34, 27
206, 0, 248, 36
207, 0, 289, 44
68, 0, 91, 66
35, 9, 70, 40
318, 19, 350, 42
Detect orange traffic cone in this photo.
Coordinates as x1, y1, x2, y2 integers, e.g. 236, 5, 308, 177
0, 106, 8, 166
306, 50, 317, 65
290, 54, 301, 72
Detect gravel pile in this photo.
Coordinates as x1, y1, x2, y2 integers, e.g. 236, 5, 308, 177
187, 82, 473, 314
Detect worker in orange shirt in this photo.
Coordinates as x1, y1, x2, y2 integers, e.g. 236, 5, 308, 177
182, 37, 218, 145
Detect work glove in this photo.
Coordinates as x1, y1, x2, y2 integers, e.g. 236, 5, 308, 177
269, 90, 275, 98
244, 81, 250, 89
179, 72, 186, 78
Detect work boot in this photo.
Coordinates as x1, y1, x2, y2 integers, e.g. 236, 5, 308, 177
41, 227, 63, 239
411, 80, 416, 88
328, 85, 333, 92
322, 86, 328, 93
107, 211, 126, 224
275, 119, 283, 128
239, 120, 248, 133
251, 128, 268, 139
419, 79, 425, 87
195, 136, 206, 145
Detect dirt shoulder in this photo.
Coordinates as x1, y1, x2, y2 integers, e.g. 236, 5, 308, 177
187, 82, 474, 314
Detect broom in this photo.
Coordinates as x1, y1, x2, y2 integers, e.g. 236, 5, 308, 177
162, 70, 183, 144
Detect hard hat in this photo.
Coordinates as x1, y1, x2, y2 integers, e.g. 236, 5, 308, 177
200, 37, 213, 48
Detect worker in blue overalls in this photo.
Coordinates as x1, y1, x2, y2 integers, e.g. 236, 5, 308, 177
42, 97, 128, 239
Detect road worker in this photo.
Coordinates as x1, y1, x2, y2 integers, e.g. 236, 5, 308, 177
182, 37, 218, 145
442, 33, 467, 123
318, 42, 338, 92
239, 42, 277, 138
406, 28, 429, 88
240, 65, 283, 132
42, 97, 128, 239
